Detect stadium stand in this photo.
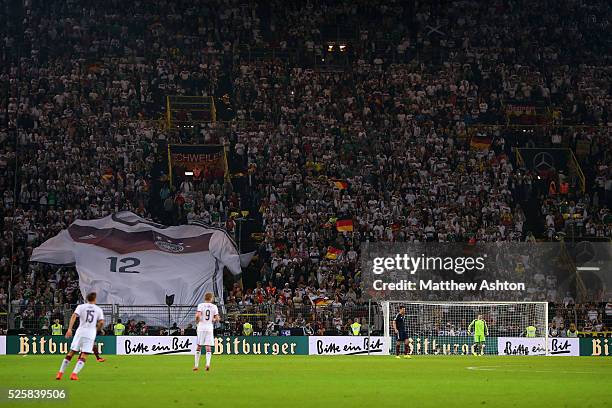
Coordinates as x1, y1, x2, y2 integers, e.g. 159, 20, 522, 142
0, 0, 610, 336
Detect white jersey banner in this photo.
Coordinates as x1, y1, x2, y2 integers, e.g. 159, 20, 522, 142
30, 212, 242, 306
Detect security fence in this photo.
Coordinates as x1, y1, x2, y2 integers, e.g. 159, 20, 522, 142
5, 303, 383, 337
0, 304, 7, 334
4, 302, 609, 338
220, 303, 384, 337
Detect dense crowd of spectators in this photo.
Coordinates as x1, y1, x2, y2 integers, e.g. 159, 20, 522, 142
548, 302, 612, 337
1, 0, 610, 334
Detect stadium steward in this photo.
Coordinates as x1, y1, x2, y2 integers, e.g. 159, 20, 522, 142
51, 319, 63, 336
525, 324, 538, 338
243, 322, 254, 336
350, 319, 362, 336
114, 319, 126, 336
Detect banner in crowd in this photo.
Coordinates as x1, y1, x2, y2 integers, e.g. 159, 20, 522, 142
470, 134, 492, 151
168, 144, 226, 181
117, 336, 308, 356
0, 336, 5, 355
309, 336, 390, 356
401, 336, 498, 356
6, 336, 116, 355
516, 148, 573, 178
579, 338, 611, 356
505, 105, 547, 125
497, 337, 580, 356
29, 212, 242, 314
506, 105, 537, 116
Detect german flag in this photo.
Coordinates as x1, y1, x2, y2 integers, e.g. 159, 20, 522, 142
332, 179, 348, 190
470, 134, 492, 150
336, 219, 354, 232
312, 297, 333, 307
325, 246, 343, 260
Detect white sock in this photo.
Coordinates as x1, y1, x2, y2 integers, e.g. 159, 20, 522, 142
72, 359, 85, 374
205, 352, 211, 367
59, 359, 70, 373
194, 350, 201, 368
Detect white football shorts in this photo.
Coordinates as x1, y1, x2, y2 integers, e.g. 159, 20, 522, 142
197, 329, 214, 347
70, 335, 95, 354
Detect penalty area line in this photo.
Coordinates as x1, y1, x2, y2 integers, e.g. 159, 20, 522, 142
466, 366, 594, 374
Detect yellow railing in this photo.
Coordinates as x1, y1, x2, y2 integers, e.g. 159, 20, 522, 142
514, 147, 525, 167
569, 149, 586, 193
166, 96, 172, 128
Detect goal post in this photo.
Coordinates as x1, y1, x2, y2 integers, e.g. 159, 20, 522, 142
383, 301, 548, 356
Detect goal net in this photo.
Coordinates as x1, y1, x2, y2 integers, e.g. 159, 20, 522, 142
383, 301, 548, 356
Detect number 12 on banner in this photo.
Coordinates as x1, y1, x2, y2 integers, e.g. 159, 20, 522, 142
107, 257, 141, 273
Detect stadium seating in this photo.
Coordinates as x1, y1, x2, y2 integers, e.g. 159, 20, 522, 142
0, 0, 610, 335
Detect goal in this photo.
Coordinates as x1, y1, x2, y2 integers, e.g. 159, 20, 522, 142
383, 301, 548, 356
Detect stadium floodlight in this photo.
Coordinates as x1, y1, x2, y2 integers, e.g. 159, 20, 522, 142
383, 301, 548, 356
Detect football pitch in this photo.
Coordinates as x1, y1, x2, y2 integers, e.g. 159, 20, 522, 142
0, 356, 610, 408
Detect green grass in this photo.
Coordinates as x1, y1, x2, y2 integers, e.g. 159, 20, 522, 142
0, 355, 610, 408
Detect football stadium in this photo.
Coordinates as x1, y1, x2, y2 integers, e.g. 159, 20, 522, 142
0, 0, 610, 407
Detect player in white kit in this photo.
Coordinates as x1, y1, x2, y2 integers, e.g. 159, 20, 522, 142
194, 292, 219, 371
56, 292, 105, 380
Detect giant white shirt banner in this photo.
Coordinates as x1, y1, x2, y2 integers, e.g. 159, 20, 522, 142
497, 337, 580, 356
30, 212, 242, 309
308, 336, 391, 356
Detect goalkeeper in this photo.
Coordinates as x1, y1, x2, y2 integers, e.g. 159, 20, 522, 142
467, 314, 489, 355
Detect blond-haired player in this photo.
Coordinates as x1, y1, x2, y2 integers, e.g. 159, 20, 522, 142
56, 292, 104, 380
194, 292, 219, 371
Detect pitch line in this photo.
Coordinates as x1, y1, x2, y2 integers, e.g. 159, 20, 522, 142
466, 365, 594, 374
